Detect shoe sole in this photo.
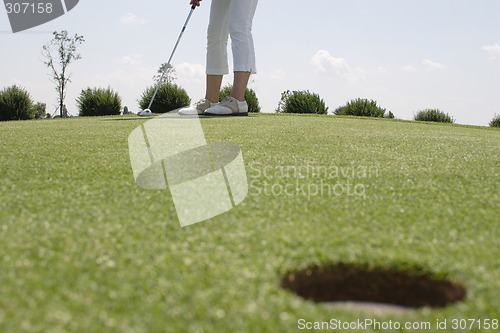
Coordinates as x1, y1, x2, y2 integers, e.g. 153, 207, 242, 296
178, 112, 204, 116
204, 112, 248, 117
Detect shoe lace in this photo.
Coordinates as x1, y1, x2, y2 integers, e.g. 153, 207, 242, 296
220, 96, 235, 105
195, 99, 208, 106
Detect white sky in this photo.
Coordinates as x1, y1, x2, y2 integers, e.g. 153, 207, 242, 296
1, 0, 499, 126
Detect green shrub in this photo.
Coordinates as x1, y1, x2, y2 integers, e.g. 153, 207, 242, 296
77, 87, 122, 116
334, 98, 390, 118
276, 90, 328, 114
414, 109, 454, 123
139, 83, 190, 113
219, 85, 261, 113
0, 85, 35, 121
32, 102, 47, 119
489, 114, 500, 128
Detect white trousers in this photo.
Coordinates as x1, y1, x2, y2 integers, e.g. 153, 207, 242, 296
206, 0, 258, 75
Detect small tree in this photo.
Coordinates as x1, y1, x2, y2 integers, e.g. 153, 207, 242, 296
139, 83, 190, 113
0, 85, 34, 121
153, 63, 176, 84
385, 111, 395, 119
77, 87, 122, 117
32, 102, 47, 119
276, 90, 328, 114
414, 109, 454, 123
42, 30, 84, 118
334, 98, 389, 118
489, 114, 500, 128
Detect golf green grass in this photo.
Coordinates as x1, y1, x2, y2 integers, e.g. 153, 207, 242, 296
0, 114, 499, 332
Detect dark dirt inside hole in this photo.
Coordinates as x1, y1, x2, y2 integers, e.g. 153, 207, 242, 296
280, 263, 466, 308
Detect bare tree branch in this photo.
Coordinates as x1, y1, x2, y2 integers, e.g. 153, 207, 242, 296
41, 30, 84, 117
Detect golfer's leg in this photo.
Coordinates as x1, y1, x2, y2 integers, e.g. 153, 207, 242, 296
229, 0, 258, 73
231, 72, 251, 101
205, 75, 224, 103
205, 0, 231, 103
229, 0, 258, 101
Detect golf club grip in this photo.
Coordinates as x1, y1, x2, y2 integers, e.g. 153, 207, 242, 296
191, 4, 197, 9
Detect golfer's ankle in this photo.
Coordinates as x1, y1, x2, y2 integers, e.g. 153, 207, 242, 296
205, 96, 218, 104
231, 95, 245, 102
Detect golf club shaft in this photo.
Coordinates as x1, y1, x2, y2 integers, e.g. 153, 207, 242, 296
147, 5, 196, 110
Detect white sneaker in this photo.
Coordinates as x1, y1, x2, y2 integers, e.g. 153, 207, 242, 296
138, 109, 154, 117
178, 99, 216, 116
204, 96, 249, 116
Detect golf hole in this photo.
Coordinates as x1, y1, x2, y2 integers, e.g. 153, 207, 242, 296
280, 263, 466, 310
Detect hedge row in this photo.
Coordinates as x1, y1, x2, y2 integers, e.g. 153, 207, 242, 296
1, 84, 498, 126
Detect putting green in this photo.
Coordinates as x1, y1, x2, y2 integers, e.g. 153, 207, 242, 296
0, 114, 498, 332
